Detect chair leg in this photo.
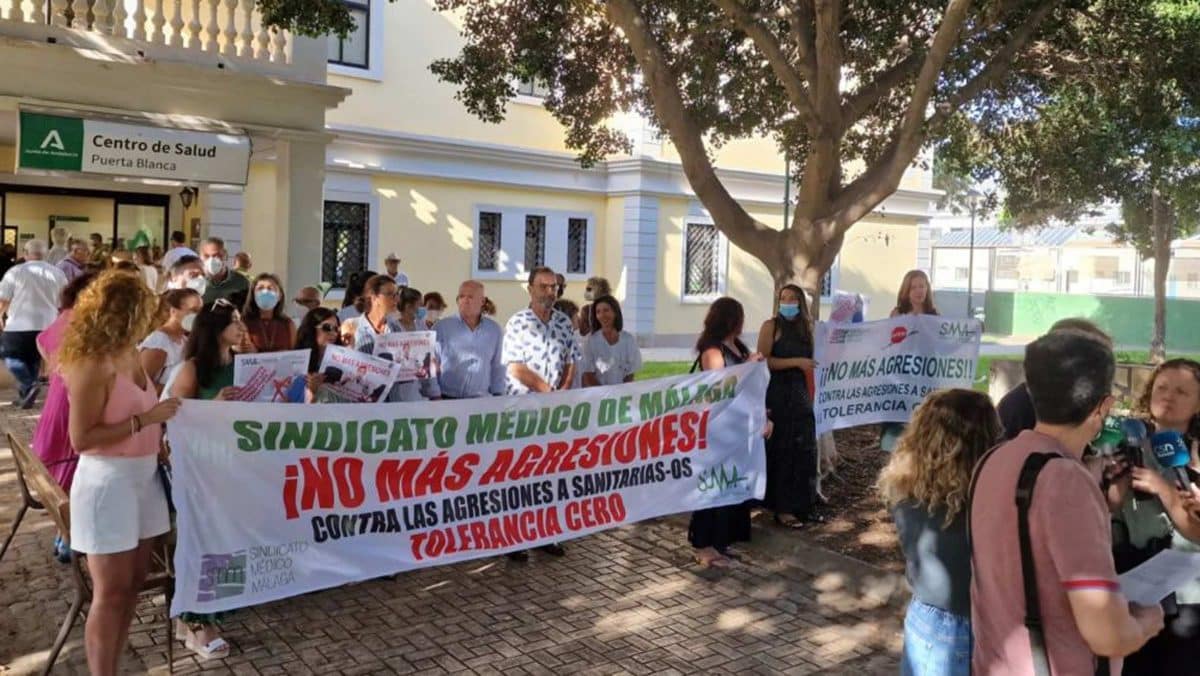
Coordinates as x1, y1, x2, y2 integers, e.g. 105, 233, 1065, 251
0, 502, 28, 563
42, 584, 86, 676
165, 585, 175, 673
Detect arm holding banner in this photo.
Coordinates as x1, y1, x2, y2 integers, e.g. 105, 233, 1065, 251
508, 363, 551, 393
66, 361, 180, 450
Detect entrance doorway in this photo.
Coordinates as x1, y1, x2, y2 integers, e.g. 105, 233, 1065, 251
0, 184, 171, 252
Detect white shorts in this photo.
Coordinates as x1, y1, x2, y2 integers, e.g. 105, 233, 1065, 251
69, 453, 170, 555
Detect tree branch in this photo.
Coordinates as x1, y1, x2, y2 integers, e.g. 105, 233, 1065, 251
603, 0, 780, 263
829, 0, 1062, 234
783, 2, 819, 91
812, 0, 844, 129
712, 0, 820, 133
840, 51, 925, 126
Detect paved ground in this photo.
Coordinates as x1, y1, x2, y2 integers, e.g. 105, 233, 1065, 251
0, 394, 904, 675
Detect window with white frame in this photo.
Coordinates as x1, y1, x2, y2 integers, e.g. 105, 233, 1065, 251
516, 77, 552, 99
327, 1, 370, 68
472, 206, 594, 279
683, 222, 726, 299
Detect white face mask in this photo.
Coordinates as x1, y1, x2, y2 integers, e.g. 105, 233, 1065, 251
180, 312, 197, 333
203, 256, 225, 276
185, 276, 208, 295
426, 310, 441, 324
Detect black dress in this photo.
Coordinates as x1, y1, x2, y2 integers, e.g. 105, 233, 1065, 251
763, 316, 818, 518
687, 342, 753, 552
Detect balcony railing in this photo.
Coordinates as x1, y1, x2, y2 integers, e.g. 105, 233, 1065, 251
1, 0, 299, 74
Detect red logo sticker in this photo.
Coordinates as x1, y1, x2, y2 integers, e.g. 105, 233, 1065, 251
891, 326, 908, 344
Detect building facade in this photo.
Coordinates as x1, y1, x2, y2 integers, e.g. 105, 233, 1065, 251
1, 1, 940, 345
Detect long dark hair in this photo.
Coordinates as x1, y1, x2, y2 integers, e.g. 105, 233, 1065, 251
695, 297, 747, 356
776, 283, 813, 343
589, 295, 624, 333
342, 270, 377, 309
184, 300, 240, 391
60, 271, 99, 310
243, 272, 288, 322
296, 307, 339, 373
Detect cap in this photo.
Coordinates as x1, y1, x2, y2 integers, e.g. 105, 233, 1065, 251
385, 252, 401, 262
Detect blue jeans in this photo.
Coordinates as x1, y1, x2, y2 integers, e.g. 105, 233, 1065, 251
902, 600, 972, 676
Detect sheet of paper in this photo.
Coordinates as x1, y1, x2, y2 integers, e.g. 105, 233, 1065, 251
1118, 549, 1200, 606
234, 349, 311, 402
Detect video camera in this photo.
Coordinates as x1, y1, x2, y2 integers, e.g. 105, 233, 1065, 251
1092, 416, 1153, 501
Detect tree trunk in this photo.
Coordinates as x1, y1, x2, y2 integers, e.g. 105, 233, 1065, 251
1149, 190, 1171, 364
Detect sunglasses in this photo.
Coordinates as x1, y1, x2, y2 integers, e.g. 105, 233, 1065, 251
318, 322, 338, 334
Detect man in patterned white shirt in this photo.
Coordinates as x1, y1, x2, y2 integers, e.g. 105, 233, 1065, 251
503, 266, 580, 396
501, 266, 580, 560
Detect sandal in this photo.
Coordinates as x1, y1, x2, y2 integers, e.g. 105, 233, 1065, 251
184, 625, 230, 660
695, 553, 735, 569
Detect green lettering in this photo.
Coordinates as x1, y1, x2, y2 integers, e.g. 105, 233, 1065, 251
466, 413, 498, 445
233, 420, 262, 452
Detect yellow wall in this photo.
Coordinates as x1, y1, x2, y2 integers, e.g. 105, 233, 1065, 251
328, 1, 574, 154
3, 193, 113, 242
369, 175, 609, 320
837, 219, 921, 319
241, 161, 284, 276
660, 136, 787, 177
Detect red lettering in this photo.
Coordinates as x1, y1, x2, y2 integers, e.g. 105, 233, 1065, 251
661, 414, 679, 456
636, 418, 662, 460
375, 458, 421, 502
533, 440, 571, 476
468, 520, 489, 550
508, 444, 544, 481
333, 457, 365, 508
283, 464, 299, 519
677, 412, 699, 452
478, 449, 514, 485
299, 457, 335, 511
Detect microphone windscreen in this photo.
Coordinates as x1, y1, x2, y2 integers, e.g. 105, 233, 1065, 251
1151, 430, 1191, 469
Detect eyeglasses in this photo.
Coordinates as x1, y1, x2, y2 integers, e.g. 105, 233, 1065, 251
318, 323, 338, 334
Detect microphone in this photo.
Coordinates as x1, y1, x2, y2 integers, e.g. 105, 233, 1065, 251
1118, 418, 1154, 501
1151, 430, 1193, 491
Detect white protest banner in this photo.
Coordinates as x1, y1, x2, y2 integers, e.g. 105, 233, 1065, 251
316, 345, 400, 403
234, 350, 311, 403
813, 315, 981, 435
166, 362, 768, 615
374, 331, 437, 381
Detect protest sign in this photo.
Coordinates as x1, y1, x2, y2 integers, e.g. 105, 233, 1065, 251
316, 345, 400, 403
234, 350, 311, 403
813, 315, 981, 435
374, 331, 437, 381
166, 362, 769, 615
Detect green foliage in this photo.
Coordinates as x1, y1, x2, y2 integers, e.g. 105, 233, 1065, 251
940, 0, 1200, 248
255, 0, 356, 39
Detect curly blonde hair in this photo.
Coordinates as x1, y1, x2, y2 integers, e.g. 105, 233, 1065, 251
877, 389, 1001, 525
1133, 358, 1200, 439
58, 269, 161, 368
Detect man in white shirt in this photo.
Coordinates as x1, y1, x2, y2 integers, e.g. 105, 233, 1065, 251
384, 252, 409, 287
0, 239, 68, 407
160, 230, 198, 272
46, 226, 70, 265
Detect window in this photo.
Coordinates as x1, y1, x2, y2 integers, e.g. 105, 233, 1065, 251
477, 211, 501, 271
1116, 271, 1132, 285
996, 254, 1020, 280
566, 218, 587, 274
327, 2, 369, 68
684, 222, 722, 297
322, 201, 369, 288
1188, 273, 1200, 289
525, 215, 546, 269
516, 77, 551, 99
954, 267, 969, 281
472, 206, 593, 278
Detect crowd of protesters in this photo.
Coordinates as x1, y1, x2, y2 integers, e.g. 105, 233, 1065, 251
7, 226, 1200, 676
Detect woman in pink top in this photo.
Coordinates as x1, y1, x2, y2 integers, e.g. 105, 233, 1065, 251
61, 270, 181, 676
32, 271, 98, 492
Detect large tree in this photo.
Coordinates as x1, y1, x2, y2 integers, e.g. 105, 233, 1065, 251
401, 0, 1101, 305
939, 0, 1200, 361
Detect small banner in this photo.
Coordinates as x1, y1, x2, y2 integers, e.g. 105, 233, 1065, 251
373, 331, 437, 381
167, 363, 769, 615
316, 345, 400, 403
813, 315, 982, 435
234, 350, 311, 403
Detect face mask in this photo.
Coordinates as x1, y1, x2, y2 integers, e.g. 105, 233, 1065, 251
426, 310, 441, 324
203, 256, 225, 276
255, 289, 280, 310
779, 303, 800, 319
185, 276, 208, 295
415, 307, 428, 322
180, 313, 197, 333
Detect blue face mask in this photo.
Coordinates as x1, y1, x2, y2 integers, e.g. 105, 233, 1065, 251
415, 307, 428, 322
779, 303, 800, 319
255, 289, 280, 310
